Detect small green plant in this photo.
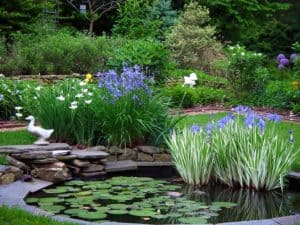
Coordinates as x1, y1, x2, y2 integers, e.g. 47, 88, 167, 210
166, 125, 214, 186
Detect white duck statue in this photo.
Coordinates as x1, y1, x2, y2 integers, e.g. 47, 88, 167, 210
25, 115, 54, 145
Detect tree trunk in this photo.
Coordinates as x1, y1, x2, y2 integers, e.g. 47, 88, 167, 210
89, 19, 94, 36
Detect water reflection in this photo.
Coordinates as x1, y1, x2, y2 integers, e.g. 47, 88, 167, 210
181, 184, 299, 223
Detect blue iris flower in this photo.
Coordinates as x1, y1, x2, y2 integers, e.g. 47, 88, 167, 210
190, 124, 201, 133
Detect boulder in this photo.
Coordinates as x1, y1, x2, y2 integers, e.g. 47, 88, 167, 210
153, 154, 172, 162
118, 148, 137, 161
11, 151, 53, 160
82, 164, 105, 173
104, 155, 118, 162
6, 155, 30, 171
72, 159, 90, 168
137, 146, 163, 154
137, 152, 153, 162
31, 167, 72, 183
108, 146, 123, 155
6, 166, 23, 179
0, 173, 15, 184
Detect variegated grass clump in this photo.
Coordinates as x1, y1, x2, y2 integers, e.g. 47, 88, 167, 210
166, 125, 214, 186
167, 105, 299, 191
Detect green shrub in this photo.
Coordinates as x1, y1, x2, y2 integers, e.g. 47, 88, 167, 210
0, 31, 171, 79
113, 0, 161, 39
166, 125, 214, 186
168, 69, 228, 88
108, 38, 171, 81
292, 103, 300, 115
162, 85, 198, 108
225, 45, 269, 98
257, 81, 299, 110
162, 85, 234, 108
166, 1, 223, 73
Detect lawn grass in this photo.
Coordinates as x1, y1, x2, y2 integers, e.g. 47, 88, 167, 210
0, 206, 77, 225
0, 130, 35, 145
178, 112, 300, 171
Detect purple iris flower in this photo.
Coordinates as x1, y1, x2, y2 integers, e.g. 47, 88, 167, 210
191, 124, 201, 133
233, 105, 251, 114
244, 112, 257, 128
277, 54, 286, 63
280, 58, 289, 66
267, 113, 281, 122
290, 53, 298, 62
257, 117, 266, 132
278, 64, 285, 70
205, 122, 214, 133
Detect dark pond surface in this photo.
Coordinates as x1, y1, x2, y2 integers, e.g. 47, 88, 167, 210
26, 176, 300, 224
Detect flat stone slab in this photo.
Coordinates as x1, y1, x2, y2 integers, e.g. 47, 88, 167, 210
288, 171, 300, 180
105, 160, 137, 172
52, 150, 71, 156
0, 179, 53, 199
0, 143, 71, 154
272, 215, 300, 225
71, 150, 109, 159
137, 161, 173, 167
218, 219, 277, 225
11, 151, 53, 160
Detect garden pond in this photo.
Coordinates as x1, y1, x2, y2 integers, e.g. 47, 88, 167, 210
26, 176, 300, 224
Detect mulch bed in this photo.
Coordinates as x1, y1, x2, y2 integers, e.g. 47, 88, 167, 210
0, 121, 27, 131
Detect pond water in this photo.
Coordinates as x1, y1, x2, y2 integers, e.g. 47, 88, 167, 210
26, 176, 300, 224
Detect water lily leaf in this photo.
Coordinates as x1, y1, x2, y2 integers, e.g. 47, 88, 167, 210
26, 198, 39, 204
107, 204, 128, 210
108, 209, 129, 215
39, 197, 64, 204
75, 191, 92, 197
64, 208, 83, 215
178, 216, 208, 224
76, 211, 107, 220
129, 209, 157, 217
40, 205, 65, 213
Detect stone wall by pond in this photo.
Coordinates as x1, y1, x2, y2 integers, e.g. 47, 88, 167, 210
0, 143, 173, 184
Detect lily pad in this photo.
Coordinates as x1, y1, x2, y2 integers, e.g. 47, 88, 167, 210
76, 211, 107, 220
26, 198, 39, 204
108, 209, 128, 215
40, 205, 65, 213
107, 204, 128, 210
129, 209, 157, 217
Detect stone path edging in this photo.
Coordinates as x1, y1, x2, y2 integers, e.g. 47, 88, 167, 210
0, 179, 299, 225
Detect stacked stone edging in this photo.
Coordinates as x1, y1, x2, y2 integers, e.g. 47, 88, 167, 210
0, 144, 173, 184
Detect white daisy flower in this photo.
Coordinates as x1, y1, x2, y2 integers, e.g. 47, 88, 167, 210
35, 86, 42, 91
87, 92, 93, 96
75, 93, 83, 98
16, 113, 23, 118
85, 99, 92, 104
82, 89, 88, 93
79, 81, 86, 86
15, 106, 23, 110
69, 105, 78, 110
189, 73, 197, 81
56, 95, 65, 101
71, 101, 78, 106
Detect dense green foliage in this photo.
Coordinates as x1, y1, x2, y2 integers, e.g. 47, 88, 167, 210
0, 31, 170, 78
195, 0, 291, 54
